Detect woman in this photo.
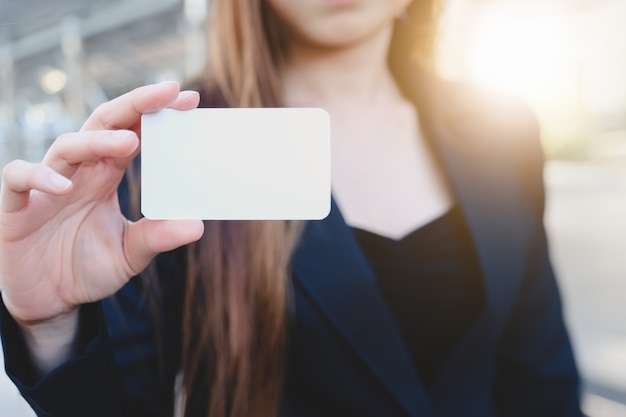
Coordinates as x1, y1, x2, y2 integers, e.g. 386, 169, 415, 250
0, 0, 581, 416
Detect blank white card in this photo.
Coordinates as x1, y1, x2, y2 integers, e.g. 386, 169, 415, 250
141, 108, 331, 220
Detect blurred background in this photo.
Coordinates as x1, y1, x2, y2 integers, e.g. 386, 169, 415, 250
0, 0, 625, 416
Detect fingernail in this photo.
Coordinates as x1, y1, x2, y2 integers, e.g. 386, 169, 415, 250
50, 172, 72, 190
111, 130, 130, 141
179, 90, 197, 100
156, 81, 179, 89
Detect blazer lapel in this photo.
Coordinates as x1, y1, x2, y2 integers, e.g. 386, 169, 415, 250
408, 73, 537, 408
412, 75, 534, 316
291, 199, 434, 417
288, 69, 536, 416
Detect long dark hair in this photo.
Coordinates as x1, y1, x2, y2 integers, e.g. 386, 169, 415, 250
159, 1, 444, 416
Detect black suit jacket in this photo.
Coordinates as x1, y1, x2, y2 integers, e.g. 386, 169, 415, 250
0, 73, 582, 417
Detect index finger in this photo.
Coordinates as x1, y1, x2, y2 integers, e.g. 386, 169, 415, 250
81, 82, 181, 132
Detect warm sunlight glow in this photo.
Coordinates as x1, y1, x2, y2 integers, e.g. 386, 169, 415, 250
434, 0, 617, 157
464, 5, 577, 102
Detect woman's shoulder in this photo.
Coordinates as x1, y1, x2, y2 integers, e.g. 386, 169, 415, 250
425, 74, 539, 139
409, 71, 543, 170
424, 75, 548, 211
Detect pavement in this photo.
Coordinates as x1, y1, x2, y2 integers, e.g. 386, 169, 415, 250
545, 162, 626, 416
1, 161, 625, 416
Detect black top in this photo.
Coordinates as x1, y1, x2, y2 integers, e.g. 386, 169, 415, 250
351, 206, 486, 390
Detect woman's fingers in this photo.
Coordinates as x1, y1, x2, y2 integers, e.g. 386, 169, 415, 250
123, 218, 204, 275
43, 87, 198, 179
82, 82, 179, 131
42, 130, 139, 178
1, 160, 72, 212
82, 82, 183, 132
171, 90, 201, 110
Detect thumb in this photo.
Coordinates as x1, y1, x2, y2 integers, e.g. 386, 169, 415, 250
123, 219, 204, 275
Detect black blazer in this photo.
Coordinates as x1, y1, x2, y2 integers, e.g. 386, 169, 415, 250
1, 73, 582, 417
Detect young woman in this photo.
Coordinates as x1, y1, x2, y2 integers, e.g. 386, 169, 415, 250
0, 0, 582, 416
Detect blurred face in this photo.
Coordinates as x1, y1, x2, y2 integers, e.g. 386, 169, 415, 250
265, 0, 413, 50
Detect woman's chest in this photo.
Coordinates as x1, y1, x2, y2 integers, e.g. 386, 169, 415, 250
330, 116, 453, 239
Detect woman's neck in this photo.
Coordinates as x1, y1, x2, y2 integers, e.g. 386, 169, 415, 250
279, 24, 402, 114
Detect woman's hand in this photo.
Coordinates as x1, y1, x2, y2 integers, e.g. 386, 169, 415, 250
0, 82, 205, 325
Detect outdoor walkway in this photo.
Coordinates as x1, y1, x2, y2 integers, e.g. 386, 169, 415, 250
545, 162, 626, 416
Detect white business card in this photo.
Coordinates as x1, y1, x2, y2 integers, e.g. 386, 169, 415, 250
141, 108, 331, 220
